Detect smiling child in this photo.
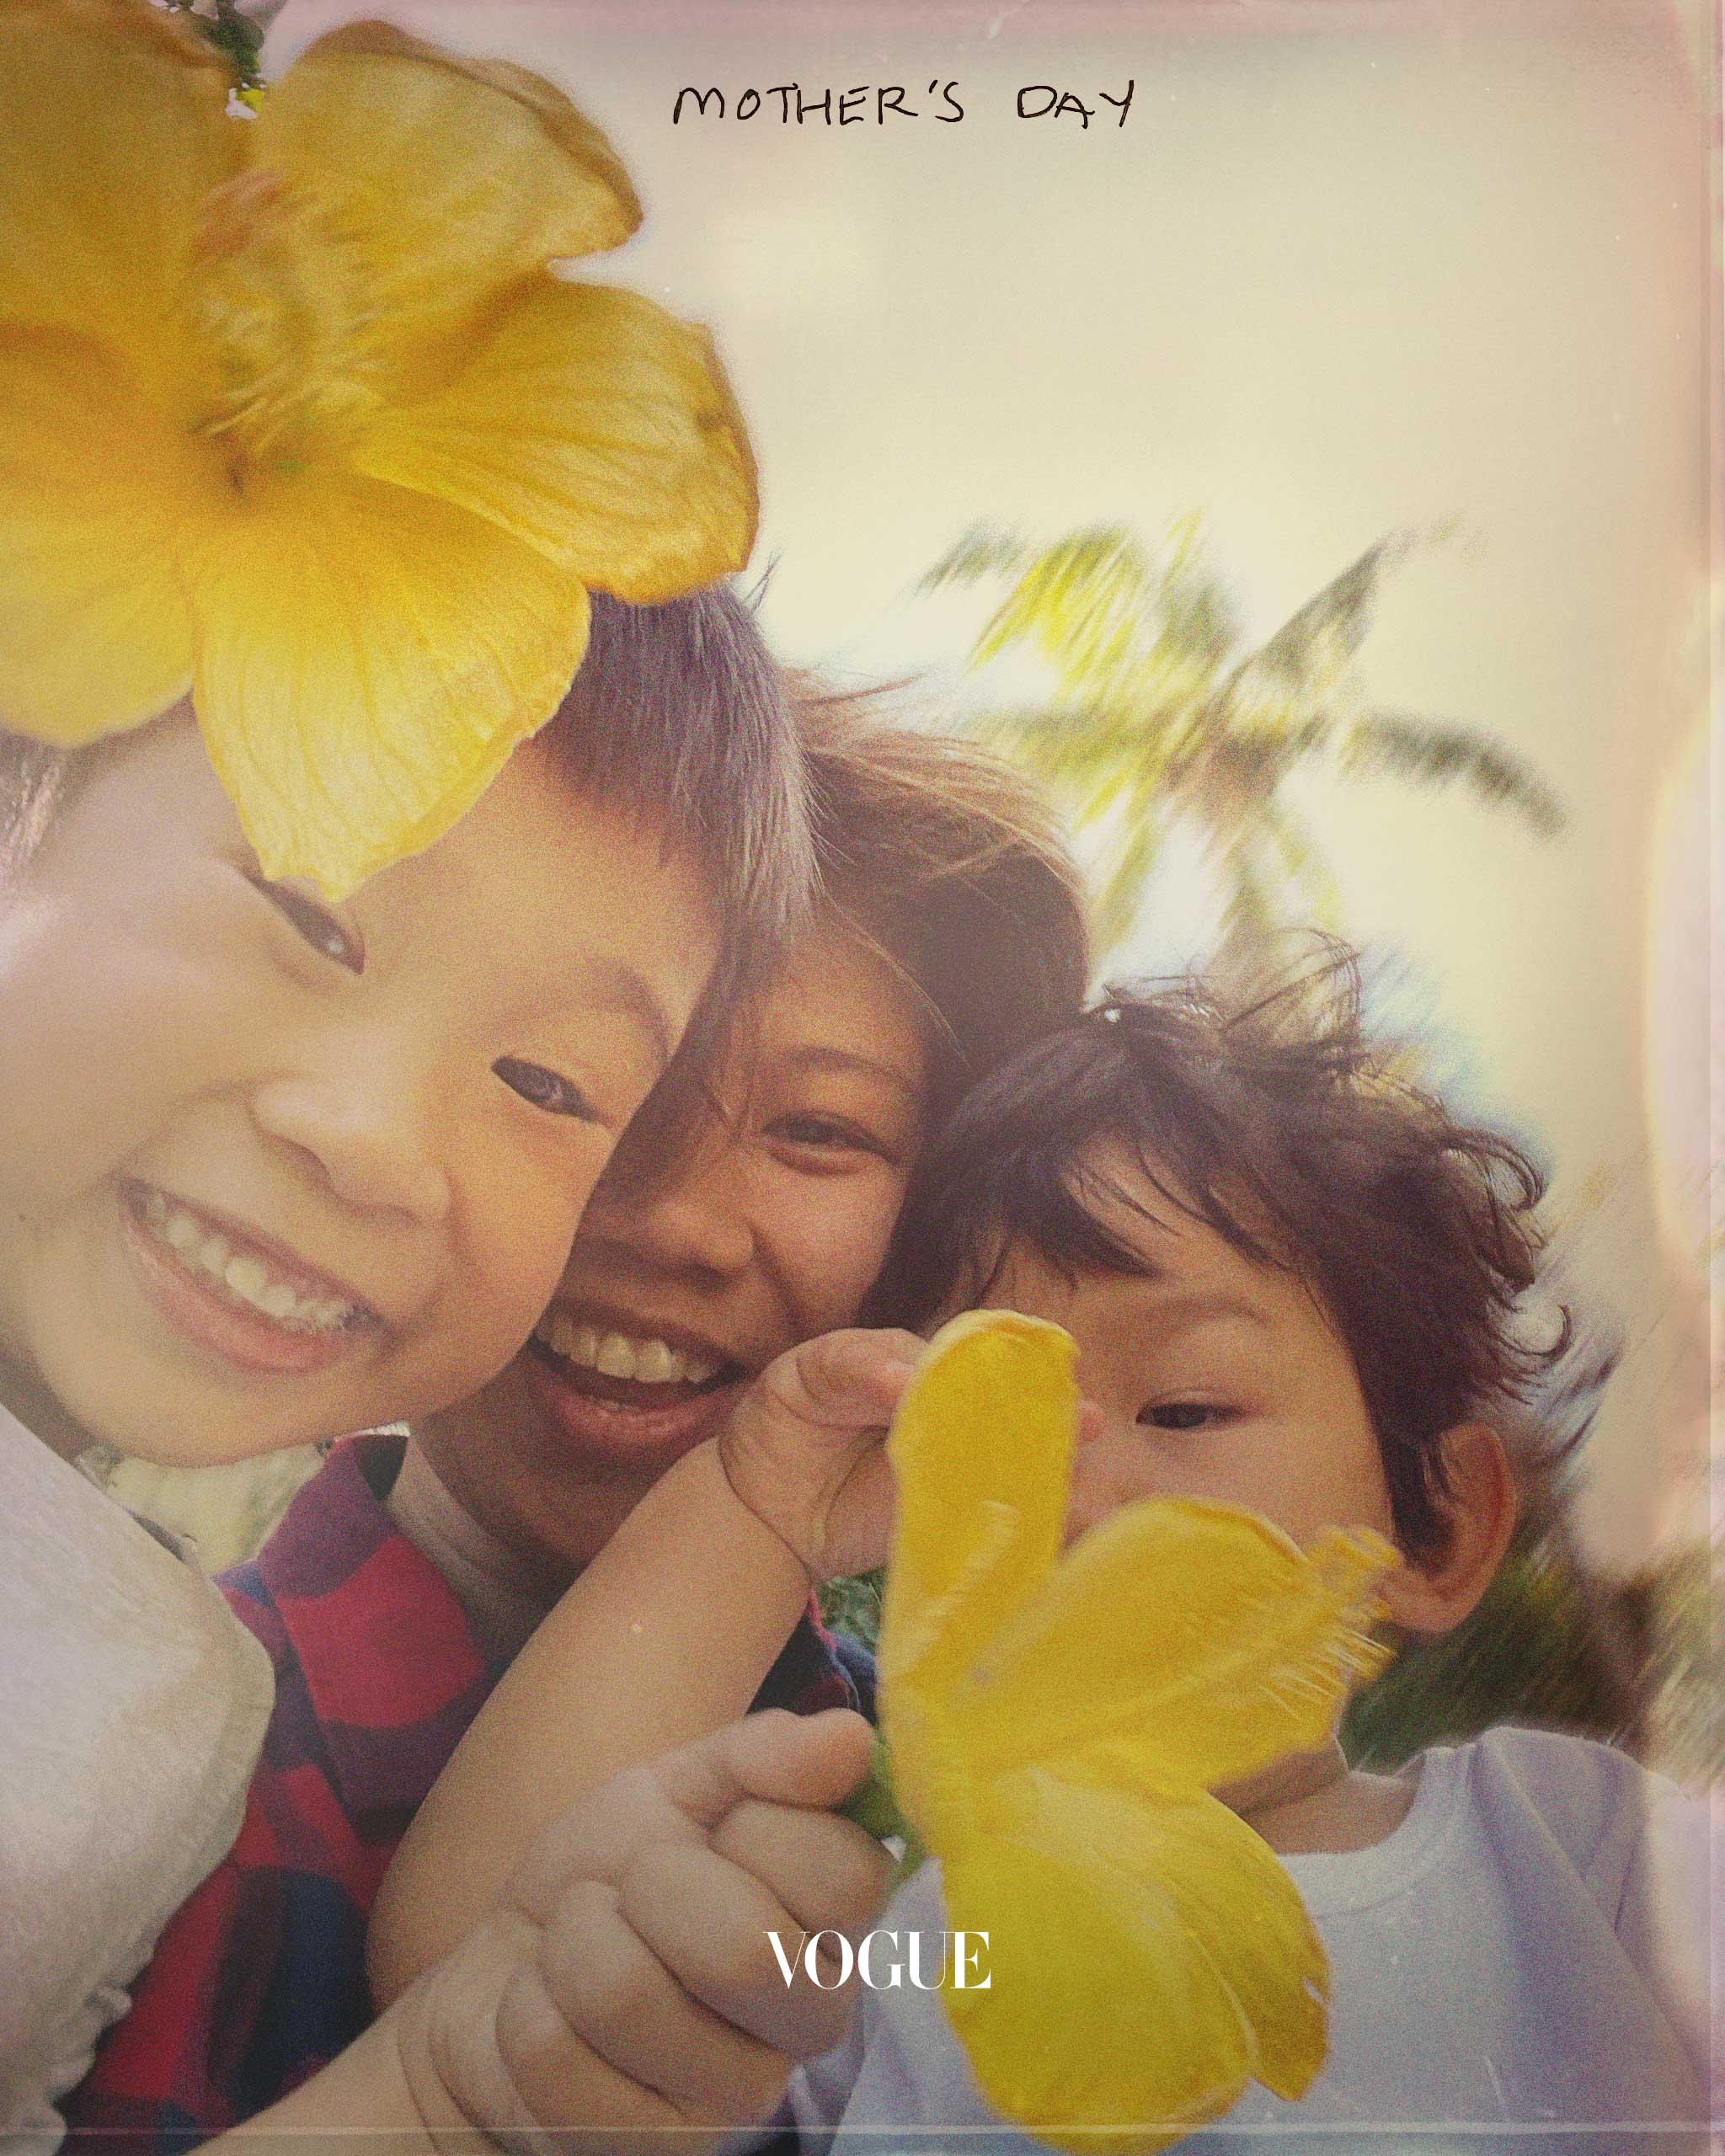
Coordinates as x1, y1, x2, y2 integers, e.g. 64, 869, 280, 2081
0, 584, 840, 2144
64, 693, 1089, 2145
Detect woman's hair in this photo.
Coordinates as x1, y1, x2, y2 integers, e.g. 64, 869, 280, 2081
873, 949, 1567, 1560
795, 682, 1091, 1134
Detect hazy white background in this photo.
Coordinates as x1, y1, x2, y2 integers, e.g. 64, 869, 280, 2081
253, 0, 1712, 1568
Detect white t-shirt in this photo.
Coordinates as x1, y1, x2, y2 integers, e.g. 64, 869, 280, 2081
787, 1726, 1715, 2151
0, 1408, 275, 2150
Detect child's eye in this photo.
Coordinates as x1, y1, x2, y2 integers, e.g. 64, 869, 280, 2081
494, 1057, 601, 1123
246, 873, 365, 974
1138, 1401, 1226, 1432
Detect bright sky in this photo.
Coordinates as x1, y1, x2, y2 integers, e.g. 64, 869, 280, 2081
272, 0, 1712, 1566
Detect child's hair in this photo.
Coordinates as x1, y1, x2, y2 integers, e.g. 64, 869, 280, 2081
1, 583, 812, 960
874, 951, 1567, 1561
798, 686, 1090, 1131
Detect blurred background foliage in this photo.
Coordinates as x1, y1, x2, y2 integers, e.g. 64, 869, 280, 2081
921, 518, 1564, 977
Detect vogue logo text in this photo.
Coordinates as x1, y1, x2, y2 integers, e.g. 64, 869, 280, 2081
766, 1929, 991, 1991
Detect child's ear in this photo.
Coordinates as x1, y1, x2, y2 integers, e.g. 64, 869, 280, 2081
1379, 1422, 1517, 1636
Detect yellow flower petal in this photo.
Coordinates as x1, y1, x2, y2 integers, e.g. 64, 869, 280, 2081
352, 280, 759, 598
943, 1774, 1328, 2152
950, 1499, 1397, 1795
184, 472, 590, 896
0, 0, 238, 403
0, 327, 209, 741
254, 21, 640, 377
880, 1311, 1077, 1706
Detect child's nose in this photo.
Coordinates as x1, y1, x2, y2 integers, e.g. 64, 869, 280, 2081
249, 1074, 452, 1225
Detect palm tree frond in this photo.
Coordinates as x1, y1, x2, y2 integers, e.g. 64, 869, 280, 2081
1092, 808, 1169, 959
916, 525, 1033, 594
1219, 531, 1419, 731
1255, 796, 1344, 927
1343, 712, 1566, 837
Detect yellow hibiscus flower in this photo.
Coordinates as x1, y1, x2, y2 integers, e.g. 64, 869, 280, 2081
878, 1309, 1398, 2153
0, 0, 757, 893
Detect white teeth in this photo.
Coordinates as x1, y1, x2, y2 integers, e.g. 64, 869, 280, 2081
635, 1339, 676, 1384
533, 1316, 724, 1390
595, 1331, 636, 1379
136, 1190, 358, 1336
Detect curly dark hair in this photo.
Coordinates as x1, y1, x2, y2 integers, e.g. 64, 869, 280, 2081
870, 948, 1567, 1561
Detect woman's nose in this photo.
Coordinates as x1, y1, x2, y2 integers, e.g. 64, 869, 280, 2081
582, 1143, 756, 1279
248, 1071, 452, 1225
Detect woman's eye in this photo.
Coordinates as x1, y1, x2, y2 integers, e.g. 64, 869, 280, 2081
769, 1114, 890, 1160
248, 873, 364, 974
1138, 1401, 1225, 1433
494, 1057, 600, 1123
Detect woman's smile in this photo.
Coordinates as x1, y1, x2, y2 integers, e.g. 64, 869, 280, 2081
521, 1300, 752, 1465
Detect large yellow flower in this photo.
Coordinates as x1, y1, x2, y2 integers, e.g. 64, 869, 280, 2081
879, 1310, 1398, 2153
0, 0, 757, 893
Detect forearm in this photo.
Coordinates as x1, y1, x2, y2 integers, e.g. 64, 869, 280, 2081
200, 2004, 453, 2149
369, 1440, 811, 2004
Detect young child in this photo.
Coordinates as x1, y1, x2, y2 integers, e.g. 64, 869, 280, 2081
370, 960, 1710, 2147
782, 968, 1713, 2144
0, 584, 897, 2149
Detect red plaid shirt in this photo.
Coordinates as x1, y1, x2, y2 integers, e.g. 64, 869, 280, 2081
63, 1432, 863, 2152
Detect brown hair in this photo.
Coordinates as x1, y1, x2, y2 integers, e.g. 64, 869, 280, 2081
602, 680, 1091, 1187
2, 584, 812, 966
797, 684, 1090, 1132
873, 950, 1567, 1560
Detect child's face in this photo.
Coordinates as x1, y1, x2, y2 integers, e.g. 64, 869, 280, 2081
0, 718, 718, 1465
415, 915, 927, 1575
980, 1144, 1397, 1552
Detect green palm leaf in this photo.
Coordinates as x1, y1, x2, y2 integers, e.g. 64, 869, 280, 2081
916, 518, 1562, 982
1343, 712, 1565, 836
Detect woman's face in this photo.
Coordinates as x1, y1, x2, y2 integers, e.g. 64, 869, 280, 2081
414, 916, 929, 1576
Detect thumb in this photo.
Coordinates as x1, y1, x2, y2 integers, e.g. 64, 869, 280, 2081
651, 1707, 875, 1829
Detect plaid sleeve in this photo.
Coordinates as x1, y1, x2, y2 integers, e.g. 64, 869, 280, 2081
61, 1579, 382, 2154
751, 1600, 873, 1720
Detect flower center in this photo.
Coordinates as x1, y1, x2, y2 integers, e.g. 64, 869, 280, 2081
188, 168, 380, 481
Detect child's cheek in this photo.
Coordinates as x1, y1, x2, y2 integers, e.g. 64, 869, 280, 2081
432, 1125, 619, 1401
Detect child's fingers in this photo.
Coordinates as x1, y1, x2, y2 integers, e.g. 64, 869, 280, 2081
505, 1713, 873, 1929
526, 1876, 790, 2123
708, 1794, 890, 1943
618, 1835, 862, 2060
649, 1707, 876, 1831
506, 1763, 697, 1924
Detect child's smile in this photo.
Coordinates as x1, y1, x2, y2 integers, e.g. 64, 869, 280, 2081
121, 1180, 380, 1374
0, 718, 718, 1465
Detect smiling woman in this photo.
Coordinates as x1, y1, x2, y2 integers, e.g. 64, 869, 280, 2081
408, 686, 1091, 1588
